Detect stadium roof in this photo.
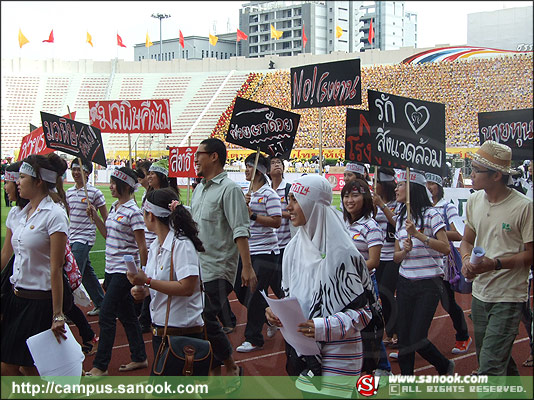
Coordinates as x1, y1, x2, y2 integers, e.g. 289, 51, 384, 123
402, 46, 531, 64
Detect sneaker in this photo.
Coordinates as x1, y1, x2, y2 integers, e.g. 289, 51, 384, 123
236, 341, 263, 353
389, 351, 398, 360
446, 360, 455, 375
87, 307, 100, 316
452, 336, 472, 354
82, 336, 99, 356
266, 325, 278, 338
375, 368, 393, 376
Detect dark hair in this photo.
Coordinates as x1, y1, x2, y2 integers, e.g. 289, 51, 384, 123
111, 167, 138, 196
6, 161, 29, 209
397, 182, 432, 228
434, 183, 444, 201
145, 188, 204, 253
341, 179, 375, 223
146, 171, 179, 200
200, 138, 227, 167
377, 167, 396, 202
23, 153, 69, 215
70, 159, 93, 174
136, 161, 152, 179
245, 153, 269, 184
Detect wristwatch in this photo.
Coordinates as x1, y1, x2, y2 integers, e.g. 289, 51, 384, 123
145, 277, 153, 287
494, 258, 503, 270
424, 236, 431, 246
53, 314, 66, 323
250, 213, 258, 221
380, 204, 387, 211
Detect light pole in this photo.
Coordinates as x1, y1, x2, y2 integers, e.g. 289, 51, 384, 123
151, 13, 171, 61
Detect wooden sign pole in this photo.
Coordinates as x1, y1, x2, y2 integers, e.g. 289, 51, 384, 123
405, 167, 411, 221
187, 137, 191, 206
248, 147, 261, 193
373, 165, 378, 193
318, 108, 323, 176
128, 133, 133, 169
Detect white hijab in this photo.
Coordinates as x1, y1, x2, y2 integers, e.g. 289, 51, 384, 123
282, 175, 372, 320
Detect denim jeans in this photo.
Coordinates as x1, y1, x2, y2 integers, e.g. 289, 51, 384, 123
93, 273, 146, 372
65, 303, 95, 343
70, 241, 105, 309
440, 280, 469, 341
471, 297, 522, 376
375, 260, 399, 338
371, 273, 391, 372
397, 276, 450, 375
234, 252, 278, 347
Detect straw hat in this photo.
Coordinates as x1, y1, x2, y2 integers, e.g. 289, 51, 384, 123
469, 140, 517, 175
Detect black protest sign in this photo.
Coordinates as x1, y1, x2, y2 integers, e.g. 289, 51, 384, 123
345, 108, 374, 164
366, 90, 446, 175
291, 59, 361, 109
40, 112, 107, 167
478, 108, 533, 160
226, 97, 300, 158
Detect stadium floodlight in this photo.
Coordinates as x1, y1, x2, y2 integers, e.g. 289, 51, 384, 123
151, 13, 171, 61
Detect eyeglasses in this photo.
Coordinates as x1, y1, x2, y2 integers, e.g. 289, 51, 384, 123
194, 151, 213, 157
471, 166, 493, 174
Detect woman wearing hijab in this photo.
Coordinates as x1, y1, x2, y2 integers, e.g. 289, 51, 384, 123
266, 175, 373, 398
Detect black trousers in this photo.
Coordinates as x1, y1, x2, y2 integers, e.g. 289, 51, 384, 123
440, 280, 469, 341
375, 259, 399, 338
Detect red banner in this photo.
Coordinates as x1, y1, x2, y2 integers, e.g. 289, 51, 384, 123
18, 112, 76, 161
326, 173, 345, 191
88, 99, 171, 134
169, 146, 198, 178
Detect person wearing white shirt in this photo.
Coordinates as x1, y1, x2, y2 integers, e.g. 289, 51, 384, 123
1, 154, 69, 376
127, 188, 205, 366
86, 167, 148, 376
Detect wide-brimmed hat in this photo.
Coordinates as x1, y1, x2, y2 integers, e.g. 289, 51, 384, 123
469, 140, 517, 175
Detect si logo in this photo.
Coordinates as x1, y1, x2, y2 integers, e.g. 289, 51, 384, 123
356, 374, 379, 397
117, 216, 124, 222
502, 223, 511, 232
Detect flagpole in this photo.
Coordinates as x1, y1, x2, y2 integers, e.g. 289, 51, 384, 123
319, 108, 323, 176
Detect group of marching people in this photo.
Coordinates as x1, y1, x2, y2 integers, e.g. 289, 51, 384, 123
1, 139, 532, 397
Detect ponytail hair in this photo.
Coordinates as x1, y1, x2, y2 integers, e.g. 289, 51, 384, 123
145, 188, 205, 253
5, 161, 29, 209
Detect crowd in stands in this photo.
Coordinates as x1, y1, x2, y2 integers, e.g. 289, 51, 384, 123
211, 53, 533, 149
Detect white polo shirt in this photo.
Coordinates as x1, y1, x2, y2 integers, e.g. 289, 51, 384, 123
346, 216, 384, 273
146, 230, 204, 328
66, 184, 106, 246
373, 201, 400, 262
105, 199, 145, 274
273, 179, 291, 249
10, 196, 69, 291
249, 183, 282, 255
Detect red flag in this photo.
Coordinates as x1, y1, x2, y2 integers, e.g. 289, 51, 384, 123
236, 29, 248, 42
368, 18, 375, 44
302, 24, 308, 49
117, 33, 126, 48
179, 30, 185, 49
42, 30, 54, 43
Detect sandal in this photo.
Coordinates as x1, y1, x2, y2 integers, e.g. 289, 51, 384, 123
523, 356, 533, 368
119, 360, 148, 372
85, 368, 108, 376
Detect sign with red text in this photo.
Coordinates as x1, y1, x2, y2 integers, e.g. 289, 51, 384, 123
291, 59, 361, 109
226, 97, 300, 159
40, 112, 107, 167
169, 146, 197, 178
88, 99, 172, 134
325, 173, 345, 191
478, 108, 533, 160
18, 112, 76, 161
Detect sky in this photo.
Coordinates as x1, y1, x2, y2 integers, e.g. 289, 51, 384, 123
1, 1, 532, 62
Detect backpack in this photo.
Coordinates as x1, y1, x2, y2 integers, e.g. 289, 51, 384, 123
442, 203, 472, 294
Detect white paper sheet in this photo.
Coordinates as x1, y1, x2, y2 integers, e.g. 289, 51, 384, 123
262, 292, 320, 356
26, 324, 85, 376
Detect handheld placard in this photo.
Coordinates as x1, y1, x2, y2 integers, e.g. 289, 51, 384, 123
465, 246, 485, 282
123, 255, 138, 274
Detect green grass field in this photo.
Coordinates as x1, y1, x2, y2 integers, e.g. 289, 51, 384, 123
1, 182, 341, 279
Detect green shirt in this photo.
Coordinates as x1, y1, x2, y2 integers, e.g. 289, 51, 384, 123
191, 171, 250, 285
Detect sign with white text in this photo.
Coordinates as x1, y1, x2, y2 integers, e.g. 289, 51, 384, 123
168, 146, 198, 178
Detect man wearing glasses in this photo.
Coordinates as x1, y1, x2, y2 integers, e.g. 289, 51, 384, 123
191, 138, 257, 378
461, 140, 533, 376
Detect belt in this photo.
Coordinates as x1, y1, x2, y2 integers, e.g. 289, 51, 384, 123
13, 287, 52, 300
152, 325, 204, 337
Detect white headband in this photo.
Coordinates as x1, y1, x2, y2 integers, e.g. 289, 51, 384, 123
345, 163, 366, 176
425, 173, 443, 187
143, 199, 171, 217
149, 164, 169, 177
71, 161, 90, 173
378, 172, 395, 182
246, 161, 267, 175
4, 171, 19, 182
396, 170, 427, 187
111, 168, 136, 188
20, 162, 58, 184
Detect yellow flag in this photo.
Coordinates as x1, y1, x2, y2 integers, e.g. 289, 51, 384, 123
336, 25, 343, 39
18, 28, 29, 48
145, 32, 153, 48
86, 31, 93, 47
271, 24, 283, 40
209, 34, 218, 46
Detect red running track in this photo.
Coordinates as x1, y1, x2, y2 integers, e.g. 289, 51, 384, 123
74, 291, 533, 378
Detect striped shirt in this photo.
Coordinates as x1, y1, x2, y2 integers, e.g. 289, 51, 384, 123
249, 183, 281, 255
374, 201, 400, 261
273, 179, 291, 249
346, 216, 384, 262
396, 207, 446, 280
66, 184, 106, 246
105, 199, 145, 274
141, 191, 157, 250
